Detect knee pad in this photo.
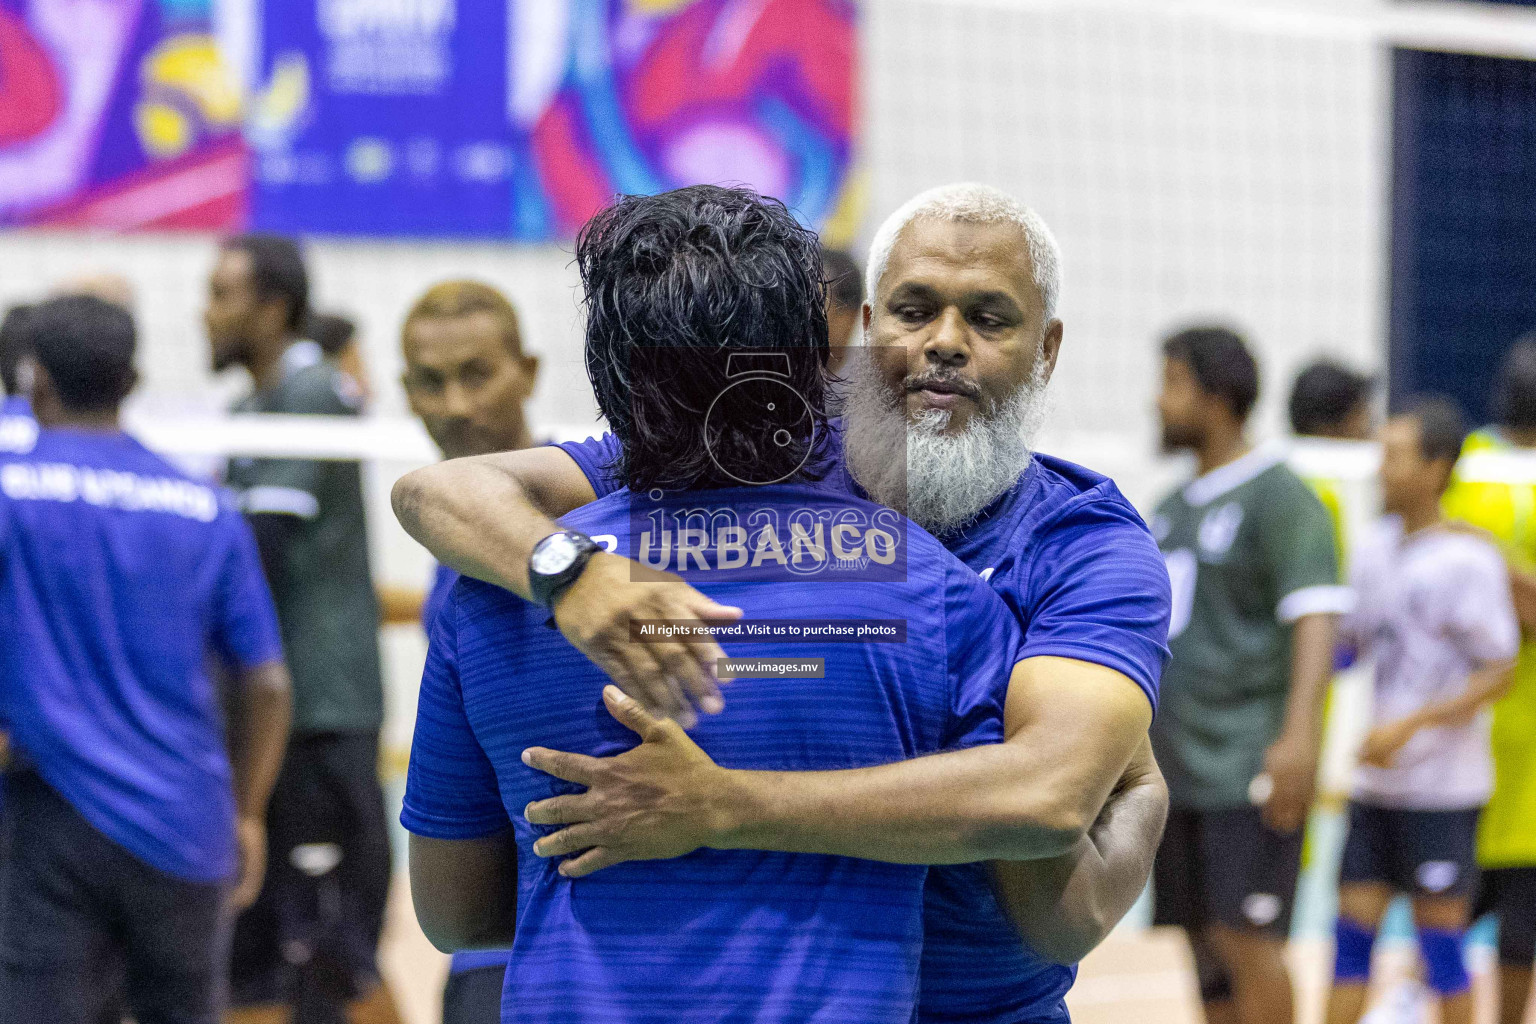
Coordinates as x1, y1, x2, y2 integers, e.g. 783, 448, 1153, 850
1334, 917, 1375, 984
1417, 928, 1470, 996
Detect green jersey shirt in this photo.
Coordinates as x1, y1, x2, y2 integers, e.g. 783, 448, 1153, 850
1150, 447, 1348, 809
226, 341, 383, 734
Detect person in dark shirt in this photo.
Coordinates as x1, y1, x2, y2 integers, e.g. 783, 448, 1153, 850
821, 245, 863, 377
0, 295, 291, 1024
309, 310, 373, 408
1289, 360, 1374, 441
205, 235, 402, 1024
1152, 326, 1344, 1024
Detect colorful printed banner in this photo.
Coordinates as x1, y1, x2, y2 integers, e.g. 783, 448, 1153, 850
0, 0, 247, 230
0, 0, 858, 238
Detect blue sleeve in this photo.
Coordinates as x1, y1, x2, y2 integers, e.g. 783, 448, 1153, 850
554, 433, 623, 498
401, 588, 511, 840
942, 560, 1026, 750
212, 514, 284, 670
1020, 497, 1171, 713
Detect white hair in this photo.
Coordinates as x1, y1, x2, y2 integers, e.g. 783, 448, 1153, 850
863, 182, 1063, 321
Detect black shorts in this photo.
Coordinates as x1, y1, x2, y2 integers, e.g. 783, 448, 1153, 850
1474, 867, 1536, 967
1154, 805, 1303, 937
0, 771, 227, 1024
229, 731, 391, 1011
443, 963, 507, 1024
1339, 802, 1479, 898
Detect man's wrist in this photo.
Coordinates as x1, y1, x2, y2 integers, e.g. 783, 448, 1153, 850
705, 769, 767, 851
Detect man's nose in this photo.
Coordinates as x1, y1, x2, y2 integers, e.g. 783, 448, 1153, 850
443, 380, 474, 418
922, 307, 970, 367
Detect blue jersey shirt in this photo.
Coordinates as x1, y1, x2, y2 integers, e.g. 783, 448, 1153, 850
0, 428, 283, 883
422, 561, 516, 979
402, 482, 1025, 1024
0, 394, 37, 455
556, 431, 1172, 1024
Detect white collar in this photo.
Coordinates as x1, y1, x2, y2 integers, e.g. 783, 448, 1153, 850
1182, 442, 1285, 507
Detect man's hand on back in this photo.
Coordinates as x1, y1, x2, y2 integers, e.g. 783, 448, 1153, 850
552, 553, 743, 728
523, 686, 740, 877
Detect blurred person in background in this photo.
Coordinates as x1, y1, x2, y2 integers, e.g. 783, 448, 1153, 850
820, 245, 863, 377
0, 295, 292, 1024
398, 279, 538, 1024
1443, 338, 1536, 1024
54, 271, 136, 311
0, 304, 36, 455
1151, 326, 1345, 1024
1325, 398, 1517, 1024
204, 235, 402, 1024
391, 182, 1173, 1024
1288, 359, 1376, 559
1288, 360, 1375, 443
309, 311, 372, 408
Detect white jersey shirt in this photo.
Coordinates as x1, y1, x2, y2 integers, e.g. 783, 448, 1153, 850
1346, 518, 1519, 809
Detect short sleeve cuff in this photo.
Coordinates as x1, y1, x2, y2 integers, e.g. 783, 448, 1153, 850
399, 801, 511, 842
554, 437, 621, 498
235, 646, 285, 675
1277, 585, 1356, 623
1018, 639, 1161, 715
241, 485, 320, 519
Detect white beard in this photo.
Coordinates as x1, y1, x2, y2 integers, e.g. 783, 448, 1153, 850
844, 352, 1050, 536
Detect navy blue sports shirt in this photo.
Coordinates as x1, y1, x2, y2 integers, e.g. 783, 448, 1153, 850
422, 560, 516, 979
555, 429, 1172, 1023
402, 482, 1026, 1024
0, 428, 283, 883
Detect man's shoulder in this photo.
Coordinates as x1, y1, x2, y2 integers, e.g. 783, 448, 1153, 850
271, 360, 362, 416
1246, 459, 1321, 506
1016, 453, 1157, 550
1420, 526, 1508, 578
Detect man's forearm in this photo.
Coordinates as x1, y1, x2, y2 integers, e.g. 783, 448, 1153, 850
990, 741, 1168, 964
232, 662, 292, 818
1509, 567, 1536, 632
718, 744, 1108, 864
391, 456, 559, 598
1281, 612, 1336, 745
1408, 662, 1513, 731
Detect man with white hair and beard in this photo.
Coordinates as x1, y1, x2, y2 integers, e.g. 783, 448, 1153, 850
391, 183, 1172, 1022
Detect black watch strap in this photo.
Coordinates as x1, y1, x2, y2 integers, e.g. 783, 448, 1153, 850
528, 530, 600, 610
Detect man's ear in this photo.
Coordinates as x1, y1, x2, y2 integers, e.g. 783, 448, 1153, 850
522, 353, 541, 389
28, 362, 60, 425
1040, 319, 1064, 383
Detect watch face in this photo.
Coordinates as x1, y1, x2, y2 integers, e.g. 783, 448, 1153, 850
531, 532, 580, 576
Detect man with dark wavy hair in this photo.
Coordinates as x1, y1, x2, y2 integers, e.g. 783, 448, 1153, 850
400, 185, 1105, 1024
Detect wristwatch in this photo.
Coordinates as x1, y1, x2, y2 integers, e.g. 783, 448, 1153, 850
528, 530, 601, 609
